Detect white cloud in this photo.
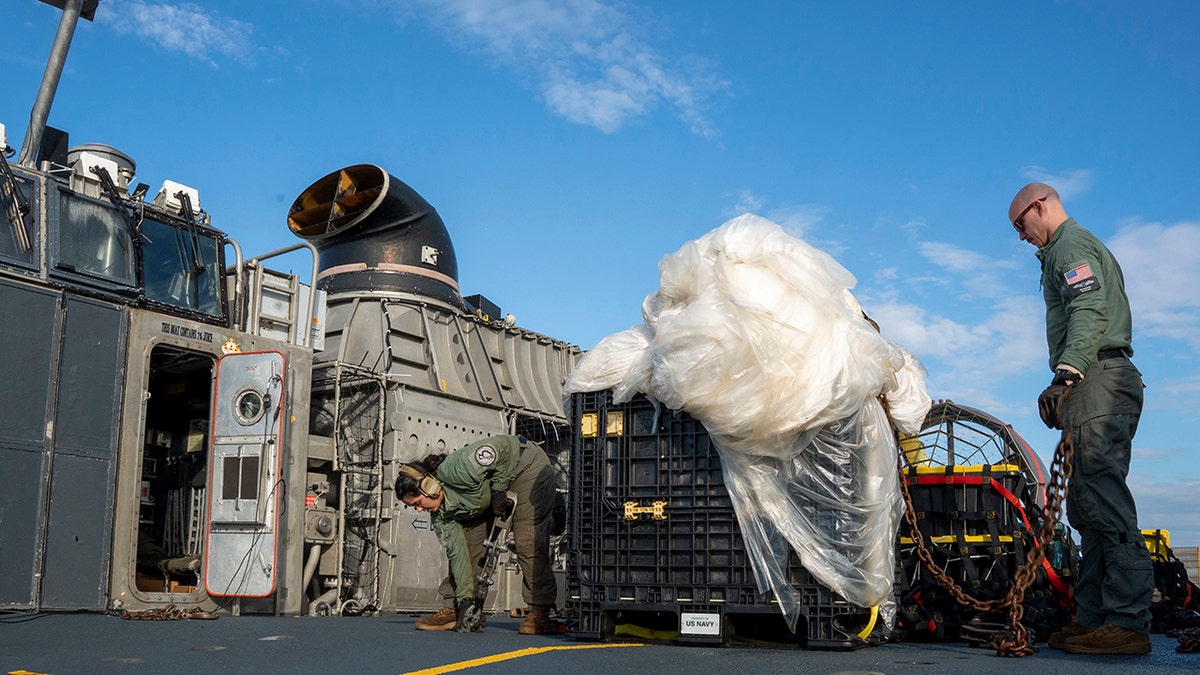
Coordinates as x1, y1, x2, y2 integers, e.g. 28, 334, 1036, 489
728, 189, 764, 216
864, 298, 973, 358
900, 218, 927, 237
916, 240, 1022, 300
978, 296, 1047, 373
1108, 220, 1200, 347
722, 192, 830, 243
1129, 474, 1200, 544
917, 241, 1014, 274
864, 293, 1042, 375
100, 0, 255, 66
1159, 372, 1200, 398
410, 0, 727, 135
1019, 167, 1095, 200
766, 204, 829, 239
1144, 352, 1200, 417
858, 234, 1048, 421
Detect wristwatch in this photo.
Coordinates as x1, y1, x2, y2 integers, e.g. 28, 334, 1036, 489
1052, 369, 1080, 386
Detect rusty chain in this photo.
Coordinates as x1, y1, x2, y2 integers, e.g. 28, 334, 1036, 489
120, 604, 217, 621
894, 403, 1075, 657
1173, 627, 1200, 653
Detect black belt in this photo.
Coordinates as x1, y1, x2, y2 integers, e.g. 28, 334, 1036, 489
1097, 348, 1129, 360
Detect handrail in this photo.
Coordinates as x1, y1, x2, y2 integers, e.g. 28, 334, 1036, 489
223, 237, 245, 332
246, 241, 320, 348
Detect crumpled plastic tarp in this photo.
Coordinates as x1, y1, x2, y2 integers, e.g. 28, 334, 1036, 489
564, 213, 931, 630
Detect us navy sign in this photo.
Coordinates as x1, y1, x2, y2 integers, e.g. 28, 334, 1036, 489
680, 611, 722, 636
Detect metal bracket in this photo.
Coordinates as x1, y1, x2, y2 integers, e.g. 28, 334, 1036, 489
623, 500, 667, 521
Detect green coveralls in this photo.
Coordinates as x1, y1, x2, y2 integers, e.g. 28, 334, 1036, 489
430, 435, 558, 608
1037, 218, 1153, 634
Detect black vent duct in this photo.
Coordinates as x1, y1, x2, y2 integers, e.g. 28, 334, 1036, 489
288, 165, 459, 304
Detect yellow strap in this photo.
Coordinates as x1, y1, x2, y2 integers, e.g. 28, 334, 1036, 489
857, 605, 879, 640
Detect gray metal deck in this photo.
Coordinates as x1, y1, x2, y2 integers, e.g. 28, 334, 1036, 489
1, 611, 1194, 674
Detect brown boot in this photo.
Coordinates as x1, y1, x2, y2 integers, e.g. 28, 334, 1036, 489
518, 607, 551, 635
415, 607, 457, 631
1048, 622, 1094, 650
1062, 623, 1151, 655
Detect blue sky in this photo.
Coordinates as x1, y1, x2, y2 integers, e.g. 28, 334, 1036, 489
4, 1, 1199, 544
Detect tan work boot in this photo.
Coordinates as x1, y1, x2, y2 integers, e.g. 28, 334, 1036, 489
518, 607, 551, 635
415, 606, 457, 631
1062, 623, 1151, 655
1048, 622, 1093, 650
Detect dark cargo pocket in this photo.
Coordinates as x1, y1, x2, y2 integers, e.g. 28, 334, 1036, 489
1072, 414, 1135, 477
1067, 360, 1143, 428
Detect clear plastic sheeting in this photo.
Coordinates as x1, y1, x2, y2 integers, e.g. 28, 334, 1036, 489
564, 214, 931, 630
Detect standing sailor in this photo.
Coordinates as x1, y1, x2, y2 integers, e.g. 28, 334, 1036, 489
1008, 183, 1153, 656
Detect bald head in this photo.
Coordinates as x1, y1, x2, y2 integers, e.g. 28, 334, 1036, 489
1008, 183, 1063, 221
1008, 182, 1068, 248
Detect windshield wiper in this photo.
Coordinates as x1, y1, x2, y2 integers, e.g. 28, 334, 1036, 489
0, 150, 33, 252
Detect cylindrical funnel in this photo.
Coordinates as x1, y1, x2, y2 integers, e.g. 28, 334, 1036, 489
288, 165, 459, 303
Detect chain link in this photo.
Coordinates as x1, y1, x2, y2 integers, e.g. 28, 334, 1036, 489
895, 402, 1075, 657
1175, 627, 1200, 653
120, 604, 217, 621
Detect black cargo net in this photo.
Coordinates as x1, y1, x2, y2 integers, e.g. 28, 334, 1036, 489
894, 400, 1075, 655
310, 364, 386, 615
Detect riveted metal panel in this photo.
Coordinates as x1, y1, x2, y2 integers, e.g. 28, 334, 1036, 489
39, 295, 124, 609
39, 453, 115, 609
0, 447, 45, 608
0, 279, 58, 609
0, 278, 57, 449
55, 296, 126, 459
378, 388, 509, 610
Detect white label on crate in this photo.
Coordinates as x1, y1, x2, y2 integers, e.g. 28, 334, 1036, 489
680, 612, 721, 636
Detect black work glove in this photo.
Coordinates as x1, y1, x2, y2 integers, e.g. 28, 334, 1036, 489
491, 491, 514, 519
455, 598, 481, 632
1037, 370, 1079, 430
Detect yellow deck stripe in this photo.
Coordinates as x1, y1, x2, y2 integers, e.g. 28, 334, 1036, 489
402, 643, 645, 675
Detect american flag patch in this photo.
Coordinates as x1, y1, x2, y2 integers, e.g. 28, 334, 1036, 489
1065, 264, 1093, 284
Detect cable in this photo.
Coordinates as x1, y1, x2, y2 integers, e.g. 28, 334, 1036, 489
218, 477, 285, 598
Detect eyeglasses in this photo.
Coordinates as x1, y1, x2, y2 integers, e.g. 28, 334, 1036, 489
1012, 197, 1047, 232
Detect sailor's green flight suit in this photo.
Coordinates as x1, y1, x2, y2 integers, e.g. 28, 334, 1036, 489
1037, 218, 1153, 634
430, 435, 558, 609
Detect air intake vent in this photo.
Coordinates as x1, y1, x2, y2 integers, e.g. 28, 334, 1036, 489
288, 165, 459, 303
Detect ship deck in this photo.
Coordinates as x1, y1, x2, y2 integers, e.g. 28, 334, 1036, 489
1, 611, 1194, 674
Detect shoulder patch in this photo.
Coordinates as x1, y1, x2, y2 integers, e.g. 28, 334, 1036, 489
1064, 263, 1100, 297
474, 444, 497, 466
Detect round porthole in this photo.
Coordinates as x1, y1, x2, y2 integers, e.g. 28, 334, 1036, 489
233, 387, 266, 425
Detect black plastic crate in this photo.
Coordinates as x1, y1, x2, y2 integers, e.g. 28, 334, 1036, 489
568, 596, 877, 649
567, 390, 877, 649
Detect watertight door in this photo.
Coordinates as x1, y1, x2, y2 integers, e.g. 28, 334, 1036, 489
203, 350, 285, 597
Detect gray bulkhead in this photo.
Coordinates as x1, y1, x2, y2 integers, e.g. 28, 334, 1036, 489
107, 308, 312, 615
4, 3, 582, 620
0, 278, 125, 611
289, 165, 580, 616
304, 290, 579, 614
1, 142, 314, 615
